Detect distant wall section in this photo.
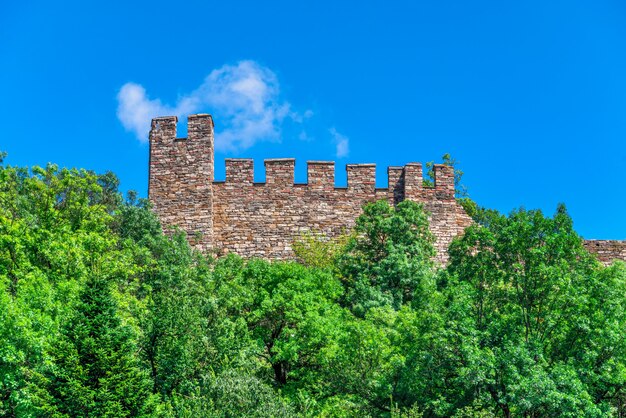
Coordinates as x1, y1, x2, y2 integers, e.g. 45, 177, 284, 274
584, 240, 626, 265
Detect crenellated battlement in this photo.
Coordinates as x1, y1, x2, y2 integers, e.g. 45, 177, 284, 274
219, 158, 454, 199
149, 114, 624, 264
148, 114, 470, 262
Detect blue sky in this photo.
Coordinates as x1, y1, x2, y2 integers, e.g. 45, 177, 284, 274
1, 0, 625, 239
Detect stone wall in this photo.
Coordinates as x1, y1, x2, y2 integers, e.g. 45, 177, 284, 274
148, 114, 214, 251
584, 240, 626, 265
148, 114, 625, 265
212, 159, 472, 263
149, 115, 472, 263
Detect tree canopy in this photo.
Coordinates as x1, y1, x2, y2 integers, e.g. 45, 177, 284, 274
0, 159, 624, 417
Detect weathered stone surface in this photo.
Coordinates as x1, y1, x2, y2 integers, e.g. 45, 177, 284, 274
148, 114, 624, 265
148, 114, 214, 250
584, 240, 626, 265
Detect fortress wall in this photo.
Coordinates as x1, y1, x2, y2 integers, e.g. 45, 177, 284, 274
148, 115, 474, 263
149, 115, 626, 265
212, 159, 388, 259
212, 157, 472, 263
584, 240, 626, 265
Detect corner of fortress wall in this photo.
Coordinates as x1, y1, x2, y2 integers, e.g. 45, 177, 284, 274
148, 114, 214, 251
148, 114, 626, 265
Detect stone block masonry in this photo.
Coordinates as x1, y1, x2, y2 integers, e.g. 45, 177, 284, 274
148, 114, 472, 263
212, 160, 472, 263
583, 240, 626, 265
148, 114, 625, 265
148, 115, 214, 250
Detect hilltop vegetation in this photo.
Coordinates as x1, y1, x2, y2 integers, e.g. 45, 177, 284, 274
0, 160, 625, 417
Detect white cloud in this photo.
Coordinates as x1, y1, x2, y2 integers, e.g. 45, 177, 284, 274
116, 84, 177, 142
329, 127, 349, 158
298, 130, 312, 141
117, 60, 303, 151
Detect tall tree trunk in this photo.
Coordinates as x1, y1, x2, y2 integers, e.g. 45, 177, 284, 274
273, 361, 288, 385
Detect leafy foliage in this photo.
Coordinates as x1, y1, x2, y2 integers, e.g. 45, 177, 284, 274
1, 158, 625, 417
292, 230, 347, 270
338, 200, 435, 316
423, 153, 467, 198
442, 205, 626, 416
32, 275, 158, 417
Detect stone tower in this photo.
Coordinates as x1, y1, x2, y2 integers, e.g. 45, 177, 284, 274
148, 114, 214, 251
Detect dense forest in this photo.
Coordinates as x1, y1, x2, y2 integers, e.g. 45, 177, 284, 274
1, 156, 625, 417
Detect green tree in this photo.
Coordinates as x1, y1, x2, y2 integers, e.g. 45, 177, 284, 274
33, 275, 157, 417
326, 306, 412, 414
339, 200, 436, 316
214, 257, 344, 385
141, 232, 214, 399
438, 205, 626, 416
423, 153, 467, 198
0, 163, 123, 415
4, 157, 626, 417
292, 230, 347, 271
168, 371, 296, 417
423, 153, 479, 217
